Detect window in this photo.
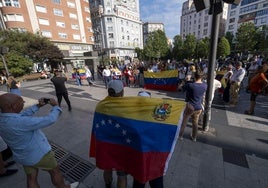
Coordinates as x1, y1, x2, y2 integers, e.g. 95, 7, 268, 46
56, 21, 65, 28
84, 7, 90, 13
41, 31, 52, 38
203, 29, 207, 35
39, 18, 49, 25
54, 9, 63, 16
73, 34, 81, 40
4, 14, 24, 22
69, 13, 77, 19
109, 41, 115, 48
52, 0, 61, 4
230, 10, 236, 16
108, 33, 114, 38
71, 24, 79, 30
107, 17, 112, 22
108, 26, 113, 31
58, 33, 67, 38
228, 25, 234, 30
229, 18, 235, 23
4, 0, 20, 7
36, 5, 47, 13
67, 1, 75, 8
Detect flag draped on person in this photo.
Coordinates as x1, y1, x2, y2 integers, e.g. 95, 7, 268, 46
144, 70, 178, 91
89, 96, 185, 183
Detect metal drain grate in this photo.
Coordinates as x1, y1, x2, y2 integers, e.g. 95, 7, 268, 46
222, 148, 249, 168
50, 142, 96, 182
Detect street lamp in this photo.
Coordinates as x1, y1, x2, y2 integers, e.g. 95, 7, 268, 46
0, 46, 10, 76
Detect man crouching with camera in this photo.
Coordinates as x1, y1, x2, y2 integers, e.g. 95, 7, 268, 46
0, 93, 79, 188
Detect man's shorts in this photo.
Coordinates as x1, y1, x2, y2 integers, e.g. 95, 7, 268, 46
116, 171, 127, 176
23, 150, 58, 174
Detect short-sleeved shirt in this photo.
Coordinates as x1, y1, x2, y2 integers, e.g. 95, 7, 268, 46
51, 76, 68, 94
184, 82, 207, 111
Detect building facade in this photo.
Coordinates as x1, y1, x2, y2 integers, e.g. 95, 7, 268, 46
0, 0, 95, 68
180, 0, 228, 40
225, 0, 268, 35
142, 22, 164, 43
89, 0, 143, 62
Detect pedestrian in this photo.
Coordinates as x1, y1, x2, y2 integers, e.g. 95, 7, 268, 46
0, 136, 17, 177
244, 64, 268, 115
132, 91, 164, 188
102, 66, 111, 88
7, 74, 21, 96
179, 71, 207, 142
229, 61, 246, 106
51, 70, 72, 111
98, 80, 127, 188
75, 69, 82, 86
0, 93, 79, 188
90, 82, 184, 188
84, 65, 93, 86
222, 64, 233, 103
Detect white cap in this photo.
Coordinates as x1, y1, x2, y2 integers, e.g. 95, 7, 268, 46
108, 80, 124, 94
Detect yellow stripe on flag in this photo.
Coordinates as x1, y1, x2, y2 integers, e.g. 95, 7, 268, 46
95, 96, 185, 125
144, 70, 178, 79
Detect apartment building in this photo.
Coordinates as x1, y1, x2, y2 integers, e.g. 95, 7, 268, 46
180, 0, 228, 40
0, 0, 94, 67
226, 0, 268, 35
89, 0, 143, 62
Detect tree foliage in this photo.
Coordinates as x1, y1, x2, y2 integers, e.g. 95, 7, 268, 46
0, 30, 64, 76
235, 22, 257, 53
182, 34, 196, 59
217, 36, 230, 58
196, 37, 210, 59
172, 35, 183, 61
143, 30, 169, 60
225, 31, 235, 51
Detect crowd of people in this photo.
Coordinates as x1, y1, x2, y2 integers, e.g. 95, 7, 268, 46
0, 53, 267, 188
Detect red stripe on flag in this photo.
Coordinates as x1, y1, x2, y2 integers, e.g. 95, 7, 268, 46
90, 136, 169, 183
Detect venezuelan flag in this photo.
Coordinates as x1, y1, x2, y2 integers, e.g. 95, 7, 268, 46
144, 70, 178, 91
89, 96, 185, 183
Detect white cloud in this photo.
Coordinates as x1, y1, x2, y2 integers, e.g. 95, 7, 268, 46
139, 0, 183, 39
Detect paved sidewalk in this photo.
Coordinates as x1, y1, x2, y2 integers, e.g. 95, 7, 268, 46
0, 78, 267, 188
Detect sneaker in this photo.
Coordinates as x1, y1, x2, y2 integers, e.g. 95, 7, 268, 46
179, 136, 183, 141
70, 182, 79, 188
190, 134, 197, 142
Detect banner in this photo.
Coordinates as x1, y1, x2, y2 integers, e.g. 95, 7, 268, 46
89, 96, 185, 183
144, 70, 178, 91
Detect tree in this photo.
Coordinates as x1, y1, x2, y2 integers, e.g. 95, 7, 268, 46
225, 31, 235, 51
0, 30, 64, 72
217, 36, 230, 58
196, 37, 210, 59
235, 22, 257, 54
143, 30, 169, 60
0, 52, 32, 77
182, 34, 196, 60
172, 35, 183, 61
134, 47, 145, 60
255, 25, 268, 54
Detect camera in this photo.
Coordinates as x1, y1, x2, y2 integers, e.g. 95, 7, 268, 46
43, 98, 50, 104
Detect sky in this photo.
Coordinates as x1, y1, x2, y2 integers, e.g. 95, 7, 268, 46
139, 0, 183, 40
